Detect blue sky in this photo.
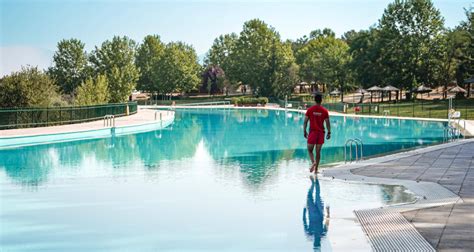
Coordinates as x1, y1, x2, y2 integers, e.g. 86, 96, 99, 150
0, 0, 471, 76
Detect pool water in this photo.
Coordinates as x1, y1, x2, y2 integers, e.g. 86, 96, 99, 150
0, 109, 445, 251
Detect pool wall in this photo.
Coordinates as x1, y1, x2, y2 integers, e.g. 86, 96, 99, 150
0, 115, 174, 149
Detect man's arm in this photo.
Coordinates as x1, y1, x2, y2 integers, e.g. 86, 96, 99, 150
325, 117, 331, 140
304, 116, 309, 139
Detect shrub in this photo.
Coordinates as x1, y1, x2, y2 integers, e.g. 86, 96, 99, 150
231, 97, 268, 106
0, 66, 61, 108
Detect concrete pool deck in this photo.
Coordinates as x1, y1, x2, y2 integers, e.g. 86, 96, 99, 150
0, 108, 173, 137
324, 139, 474, 251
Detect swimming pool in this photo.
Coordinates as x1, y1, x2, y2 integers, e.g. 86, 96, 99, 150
0, 109, 446, 251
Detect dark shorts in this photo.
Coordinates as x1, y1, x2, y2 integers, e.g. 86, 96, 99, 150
307, 131, 325, 145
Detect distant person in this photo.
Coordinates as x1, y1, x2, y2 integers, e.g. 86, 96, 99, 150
303, 93, 331, 173
303, 176, 330, 250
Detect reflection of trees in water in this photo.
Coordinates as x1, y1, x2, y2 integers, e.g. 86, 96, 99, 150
134, 114, 202, 167
0, 109, 446, 187
380, 185, 416, 205
0, 147, 55, 187
195, 109, 304, 186
0, 113, 204, 187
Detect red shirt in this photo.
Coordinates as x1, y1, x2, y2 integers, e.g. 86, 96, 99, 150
305, 105, 329, 132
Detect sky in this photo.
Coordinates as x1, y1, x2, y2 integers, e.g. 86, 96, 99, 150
0, 0, 472, 76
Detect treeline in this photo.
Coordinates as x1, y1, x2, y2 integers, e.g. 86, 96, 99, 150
0, 36, 201, 108
0, 0, 472, 108
207, 0, 473, 100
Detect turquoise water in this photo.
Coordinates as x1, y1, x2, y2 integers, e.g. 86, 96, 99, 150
0, 109, 445, 251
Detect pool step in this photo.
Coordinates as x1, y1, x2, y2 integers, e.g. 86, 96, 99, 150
355, 209, 435, 252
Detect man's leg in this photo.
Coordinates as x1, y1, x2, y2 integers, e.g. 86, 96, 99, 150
307, 144, 315, 172
314, 144, 323, 173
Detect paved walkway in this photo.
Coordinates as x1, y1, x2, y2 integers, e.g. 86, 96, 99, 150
351, 141, 474, 251
0, 109, 173, 137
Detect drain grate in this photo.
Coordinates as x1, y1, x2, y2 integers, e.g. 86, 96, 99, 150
355, 209, 435, 252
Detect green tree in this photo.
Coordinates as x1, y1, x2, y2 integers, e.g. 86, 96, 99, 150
48, 38, 88, 95
154, 42, 201, 96
205, 33, 238, 71
89, 36, 139, 102
75, 74, 109, 105
204, 33, 239, 92
296, 35, 351, 101
0, 67, 60, 107
378, 0, 445, 94
228, 19, 296, 97
135, 35, 165, 92
273, 62, 300, 98
348, 28, 385, 88
455, 9, 474, 86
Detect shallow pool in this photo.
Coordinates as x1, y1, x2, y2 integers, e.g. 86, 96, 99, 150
0, 109, 445, 251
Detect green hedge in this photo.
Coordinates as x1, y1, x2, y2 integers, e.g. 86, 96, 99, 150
231, 97, 269, 106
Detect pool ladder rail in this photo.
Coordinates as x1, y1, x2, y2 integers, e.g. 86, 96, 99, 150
103, 115, 115, 127
344, 138, 364, 163
443, 125, 462, 142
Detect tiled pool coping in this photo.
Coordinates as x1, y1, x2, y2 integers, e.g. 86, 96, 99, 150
323, 139, 474, 251
0, 109, 175, 149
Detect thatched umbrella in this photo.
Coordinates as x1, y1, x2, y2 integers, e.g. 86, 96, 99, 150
382, 85, 400, 101
329, 89, 340, 96
367, 85, 383, 103
353, 88, 369, 103
296, 81, 308, 93
355, 88, 369, 94
413, 85, 432, 99
449, 86, 467, 99
449, 86, 467, 93
464, 77, 474, 97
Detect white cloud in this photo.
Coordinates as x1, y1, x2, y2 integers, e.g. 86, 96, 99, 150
0, 46, 54, 77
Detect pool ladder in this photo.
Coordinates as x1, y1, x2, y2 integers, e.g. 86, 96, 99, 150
344, 138, 364, 163
443, 126, 461, 142
103, 115, 115, 127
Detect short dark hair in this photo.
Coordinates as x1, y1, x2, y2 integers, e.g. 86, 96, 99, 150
314, 93, 323, 104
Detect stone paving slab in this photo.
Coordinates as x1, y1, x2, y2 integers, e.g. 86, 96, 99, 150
351, 141, 474, 251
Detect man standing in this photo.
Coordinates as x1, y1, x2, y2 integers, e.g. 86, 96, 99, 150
303, 93, 331, 174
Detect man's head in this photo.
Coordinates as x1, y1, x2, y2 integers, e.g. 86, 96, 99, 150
314, 93, 323, 104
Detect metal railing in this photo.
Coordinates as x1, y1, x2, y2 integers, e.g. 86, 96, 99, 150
345, 138, 364, 163
0, 102, 137, 129
178, 101, 231, 106
103, 115, 115, 127
444, 126, 462, 142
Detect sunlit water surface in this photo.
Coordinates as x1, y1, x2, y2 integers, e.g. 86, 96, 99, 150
0, 109, 446, 251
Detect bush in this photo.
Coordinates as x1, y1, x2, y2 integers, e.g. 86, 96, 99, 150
0, 66, 61, 108
231, 97, 268, 106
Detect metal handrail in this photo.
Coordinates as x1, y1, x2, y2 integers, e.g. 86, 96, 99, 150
178, 101, 231, 106
103, 115, 115, 127
444, 125, 461, 142
345, 138, 364, 163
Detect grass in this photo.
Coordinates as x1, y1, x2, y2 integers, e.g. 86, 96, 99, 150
346, 99, 474, 120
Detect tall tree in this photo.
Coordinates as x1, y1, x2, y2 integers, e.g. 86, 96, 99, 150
75, 74, 109, 105
296, 35, 352, 101
228, 19, 296, 97
348, 28, 385, 88
0, 67, 60, 107
135, 35, 165, 92
378, 0, 445, 95
153, 42, 201, 96
455, 9, 474, 86
89, 36, 140, 103
48, 38, 88, 95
